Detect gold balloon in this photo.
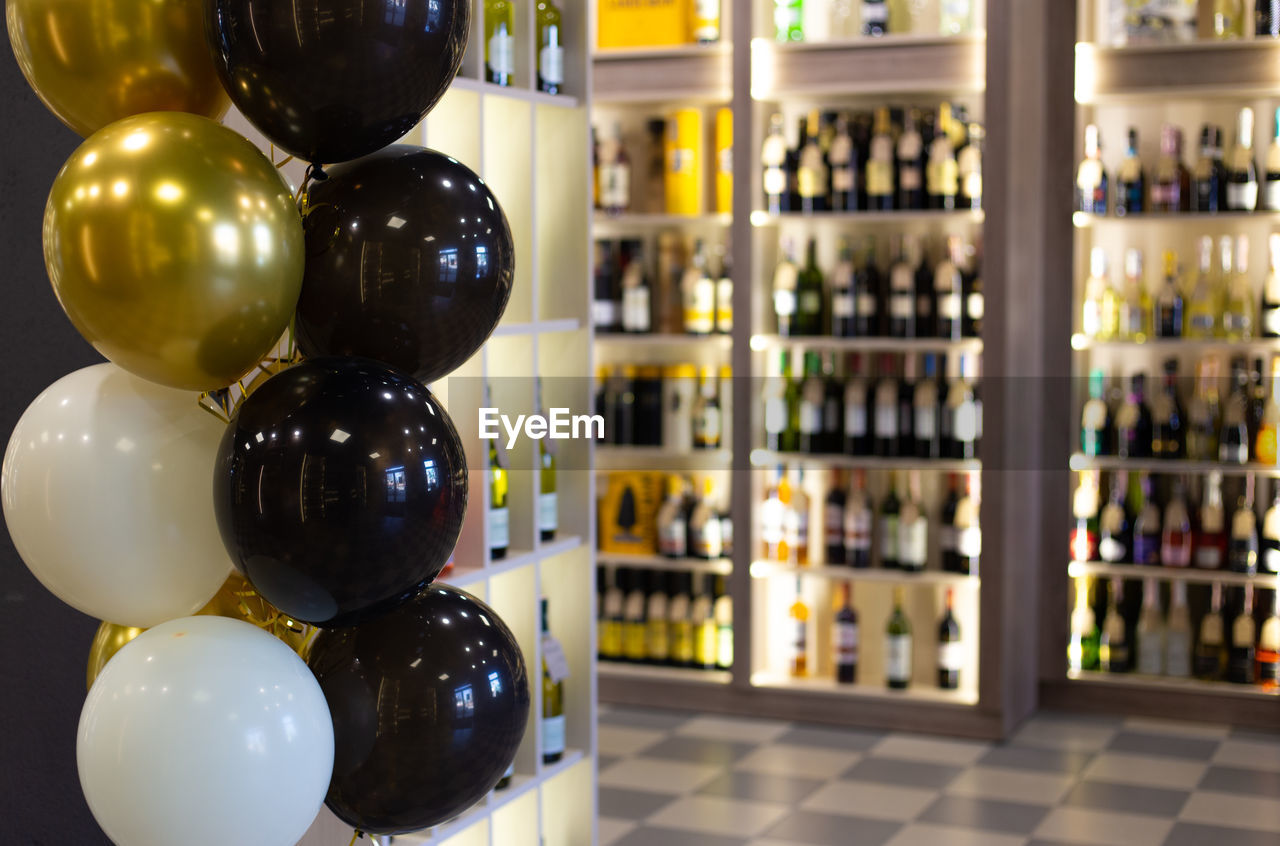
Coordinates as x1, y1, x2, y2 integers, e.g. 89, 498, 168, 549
44, 112, 305, 392
86, 622, 146, 689
6, 0, 230, 137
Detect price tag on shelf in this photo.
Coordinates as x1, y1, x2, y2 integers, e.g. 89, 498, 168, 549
543, 635, 571, 683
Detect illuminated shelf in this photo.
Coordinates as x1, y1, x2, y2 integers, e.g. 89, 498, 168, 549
449, 76, 580, 108
751, 334, 982, 352
1070, 334, 1280, 352
592, 45, 731, 103
751, 34, 986, 98
596, 445, 733, 468
492, 318, 583, 337
1067, 670, 1279, 700
1069, 453, 1280, 477
442, 536, 586, 590
1072, 210, 1280, 228
751, 672, 978, 706
597, 551, 733, 575
752, 449, 980, 473
751, 561, 977, 585
752, 209, 983, 227
599, 661, 732, 685
1067, 560, 1280, 589
1076, 39, 1280, 103
594, 212, 732, 229
595, 332, 733, 348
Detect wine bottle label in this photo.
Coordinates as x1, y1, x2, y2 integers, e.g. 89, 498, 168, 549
696, 621, 717, 665
716, 280, 733, 331
592, 299, 621, 328
800, 400, 823, 435
937, 295, 963, 319
774, 288, 796, 318
1265, 544, 1280, 574
825, 505, 844, 546
670, 622, 694, 663
1161, 533, 1191, 567
543, 635, 571, 682
1104, 641, 1129, 670
599, 164, 630, 209
957, 526, 981, 558
875, 404, 897, 438
1194, 542, 1223, 569
835, 622, 859, 661
915, 407, 937, 439
763, 167, 787, 197
600, 620, 623, 658
539, 43, 564, 85
786, 507, 809, 547
890, 294, 913, 319
897, 519, 927, 569
833, 291, 855, 318
881, 515, 899, 560
1228, 181, 1259, 211
1165, 634, 1192, 678
832, 166, 855, 192
1099, 536, 1127, 563
646, 618, 670, 660
1132, 535, 1159, 566
697, 407, 722, 446
936, 158, 960, 194
866, 161, 893, 196
798, 153, 828, 198
659, 518, 688, 556
1137, 637, 1164, 675
856, 293, 877, 317
886, 633, 911, 681
761, 501, 785, 547
542, 714, 567, 757
717, 625, 734, 668
799, 290, 821, 317
539, 492, 558, 533
966, 291, 984, 321
1265, 307, 1280, 337
937, 640, 963, 673
899, 165, 922, 191
1259, 648, 1280, 684
793, 620, 807, 657
765, 396, 787, 436
862, 2, 888, 22
489, 32, 515, 76
623, 287, 651, 332
624, 621, 647, 659
845, 404, 867, 437
952, 401, 978, 443
489, 505, 510, 549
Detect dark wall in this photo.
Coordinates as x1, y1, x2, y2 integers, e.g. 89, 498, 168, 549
1, 43, 110, 846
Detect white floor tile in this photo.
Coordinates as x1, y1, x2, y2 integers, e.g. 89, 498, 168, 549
734, 744, 863, 779
1212, 739, 1280, 773
1033, 807, 1173, 846
676, 715, 793, 744
598, 725, 667, 758
884, 822, 1027, 846
1010, 719, 1118, 753
1179, 791, 1280, 833
599, 758, 723, 794
646, 795, 791, 838
801, 780, 940, 822
870, 734, 992, 767
944, 765, 1076, 805
1081, 752, 1208, 790
1122, 717, 1232, 740
599, 817, 637, 846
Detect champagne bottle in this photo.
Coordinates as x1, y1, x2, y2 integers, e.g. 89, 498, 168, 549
1096, 472, 1130, 565
1192, 125, 1227, 213
1116, 128, 1145, 217
1258, 591, 1279, 690
1195, 582, 1228, 681
1116, 373, 1153, 459
535, 0, 564, 95
1222, 236, 1255, 341
1069, 576, 1099, 672
1227, 107, 1259, 212
692, 574, 717, 669
1229, 474, 1259, 575
485, 0, 516, 86
668, 572, 695, 666
1184, 236, 1217, 339
1151, 125, 1190, 213
1077, 126, 1109, 214
1160, 477, 1192, 568
1132, 472, 1161, 566
1135, 578, 1165, 675
599, 567, 625, 661
644, 570, 670, 664
1228, 585, 1258, 684
1263, 233, 1280, 338
1070, 470, 1100, 563
1165, 581, 1192, 678
1081, 368, 1112, 456
713, 574, 733, 670
1118, 249, 1152, 342
536, 377, 558, 541
488, 384, 511, 560
834, 581, 859, 684
1151, 359, 1185, 458
540, 597, 566, 764
1081, 247, 1111, 339
1196, 471, 1228, 569
762, 114, 789, 214
1100, 578, 1130, 673
789, 577, 808, 677
885, 586, 912, 689
1221, 356, 1252, 463
937, 587, 962, 689
622, 569, 648, 662
1154, 251, 1183, 338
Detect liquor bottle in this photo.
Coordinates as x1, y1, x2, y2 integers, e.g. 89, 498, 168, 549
783, 354, 802, 452
645, 570, 671, 664
1195, 582, 1228, 680
593, 241, 620, 330
1081, 247, 1112, 339
887, 235, 917, 338
1151, 125, 1190, 212
844, 354, 871, 455
643, 119, 666, 213
620, 246, 651, 333
535, 378, 558, 541
1262, 485, 1280, 574
657, 475, 689, 559
866, 107, 895, 211
623, 568, 648, 662
1188, 356, 1222, 459
1154, 252, 1183, 338
1221, 356, 1251, 462
880, 471, 902, 569
786, 469, 811, 566
915, 238, 938, 339
1229, 474, 1259, 575
954, 472, 981, 575
927, 103, 960, 210
1222, 235, 1255, 340
897, 471, 927, 574
1229, 585, 1258, 684
763, 113, 789, 213
692, 574, 717, 669
712, 247, 732, 334
824, 470, 848, 565
1161, 477, 1192, 567
833, 582, 859, 684
1099, 578, 1130, 673
1135, 578, 1165, 676
691, 0, 720, 42
1262, 0, 1280, 37
773, 239, 799, 336
774, 0, 803, 41
831, 237, 856, 337
1118, 249, 1152, 342
1264, 234, 1280, 338
914, 354, 942, 458
885, 587, 912, 689
789, 577, 808, 677
668, 572, 695, 666
855, 237, 883, 336
764, 350, 790, 452
1076, 124, 1108, 214
488, 385, 511, 561
1081, 369, 1112, 455
1191, 124, 1227, 213
1257, 355, 1280, 464
829, 115, 859, 211
1164, 581, 1192, 678
844, 469, 873, 569
692, 366, 723, 451
1070, 470, 1100, 563
962, 244, 983, 339
1215, 0, 1247, 36
1184, 236, 1218, 339
1151, 358, 1185, 458
1116, 128, 1145, 217
821, 353, 843, 454
1116, 373, 1153, 459
958, 122, 984, 210
896, 354, 917, 457
762, 467, 787, 561
1227, 107, 1259, 212
796, 238, 825, 335
798, 352, 824, 454
1095, 473, 1129, 566
797, 112, 829, 214
1068, 576, 1100, 672
787, 115, 806, 214
690, 477, 723, 560
1249, 357, 1268, 454
535, 0, 564, 94
1197, 472, 1228, 570
861, 0, 888, 35
683, 240, 715, 335
935, 236, 966, 340
873, 354, 900, 457
600, 568, 625, 660
897, 108, 926, 211
1259, 591, 1280, 689
539, 598, 566, 763
598, 126, 631, 216
713, 574, 733, 670
1132, 472, 1161, 566
937, 588, 961, 689
485, 0, 515, 86
945, 354, 980, 460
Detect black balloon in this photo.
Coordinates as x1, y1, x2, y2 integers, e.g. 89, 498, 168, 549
295, 146, 514, 384
205, 0, 469, 164
213, 357, 467, 627
308, 585, 530, 834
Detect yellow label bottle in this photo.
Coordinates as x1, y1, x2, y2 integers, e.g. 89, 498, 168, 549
666, 109, 703, 215
715, 107, 733, 215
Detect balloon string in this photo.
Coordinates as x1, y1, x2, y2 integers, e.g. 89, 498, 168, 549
275, 155, 295, 170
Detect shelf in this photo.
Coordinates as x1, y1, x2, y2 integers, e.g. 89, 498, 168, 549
1071, 334, 1280, 352
599, 660, 732, 685
592, 45, 731, 104
595, 332, 733, 348
597, 551, 733, 575
751, 449, 980, 473
442, 536, 584, 589
449, 76, 580, 109
1067, 560, 1280, 589
1069, 453, 1280, 477
594, 212, 733, 230
751, 209, 984, 226
1075, 39, 1280, 103
751, 561, 978, 585
596, 445, 733, 469
751, 671, 979, 706
751, 334, 982, 353
1067, 670, 1279, 700
751, 34, 986, 99
492, 318, 583, 337
1072, 211, 1280, 228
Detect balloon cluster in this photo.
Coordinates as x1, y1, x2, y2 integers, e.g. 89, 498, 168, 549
5, 1, 527, 842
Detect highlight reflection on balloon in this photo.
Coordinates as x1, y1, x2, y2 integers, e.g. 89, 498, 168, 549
6, 0, 230, 137
85, 623, 145, 689
43, 112, 305, 392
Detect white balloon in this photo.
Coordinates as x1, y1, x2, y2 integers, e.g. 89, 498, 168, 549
2, 363, 231, 626
78, 616, 334, 846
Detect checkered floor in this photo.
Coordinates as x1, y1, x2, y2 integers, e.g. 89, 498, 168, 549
596, 705, 1280, 846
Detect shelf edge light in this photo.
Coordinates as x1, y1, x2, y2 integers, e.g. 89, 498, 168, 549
1075, 41, 1097, 104
750, 38, 774, 100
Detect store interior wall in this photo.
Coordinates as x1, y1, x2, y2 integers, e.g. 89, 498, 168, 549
1, 46, 107, 844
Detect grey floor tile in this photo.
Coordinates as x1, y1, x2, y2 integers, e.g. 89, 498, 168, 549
1107, 731, 1220, 761
1162, 822, 1280, 846
1199, 765, 1280, 798
774, 725, 886, 752
599, 754, 622, 771
978, 744, 1093, 775
764, 810, 903, 846
599, 706, 696, 731
841, 757, 964, 790
916, 795, 1051, 835
610, 825, 750, 846
642, 735, 758, 766
698, 770, 825, 805
1062, 780, 1190, 817
1228, 727, 1280, 744
599, 787, 679, 821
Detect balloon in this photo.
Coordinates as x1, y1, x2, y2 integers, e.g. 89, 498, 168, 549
205, 0, 470, 164
78, 616, 333, 846
2, 364, 232, 628
85, 623, 146, 689
308, 585, 529, 834
213, 357, 468, 627
295, 146, 514, 384
6, 0, 230, 138
44, 112, 304, 392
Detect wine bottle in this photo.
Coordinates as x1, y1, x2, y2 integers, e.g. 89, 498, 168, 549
887, 235, 917, 338
825, 469, 848, 565
691, 0, 720, 42
914, 353, 942, 458
962, 244, 983, 339
821, 352, 843, 454
1154, 251, 1183, 338
938, 473, 959, 572
1081, 368, 1112, 455
854, 237, 882, 336
1228, 106, 1260, 211
1132, 472, 1161, 566
861, 0, 888, 36
866, 107, 895, 211
873, 354, 900, 457
885, 587, 912, 689
795, 238, 824, 335
1221, 356, 1252, 463
789, 577, 808, 677
1261, 0, 1280, 37
657, 475, 689, 559
1185, 236, 1217, 339
533, 378, 558, 541
1257, 355, 1280, 464
692, 574, 717, 669
829, 114, 860, 212
1195, 582, 1228, 681
1258, 591, 1279, 690
1188, 356, 1222, 460
1135, 577, 1165, 675
485, 0, 515, 86
1116, 128, 1145, 217
797, 111, 829, 214
1228, 585, 1258, 684
928, 103, 960, 210
644, 570, 671, 664
488, 384, 511, 561
690, 477, 723, 560
762, 114, 789, 214
623, 568, 648, 661
834, 581, 859, 684
1197, 471, 1228, 569
692, 366, 723, 451
896, 354, 917, 458
1116, 373, 1153, 459
1265, 483, 1280, 574
1118, 248, 1152, 342
844, 469, 873, 569
683, 240, 715, 335
667, 572, 695, 667
1191, 124, 1227, 212
620, 245, 651, 333
935, 236, 965, 340
879, 471, 902, 569
1076, 124, 1108, 214
1222, 235, 1255, 340
799, 351, 825, 453
1151, 358, 1185, 458
1151, 125, 1190, 212
541, 599, 567, 764
1081, 247, 1111, 339
1165, 581, 1192, 678
1264, 234, 1280, 338
1249, 357, 1268, 456
764, 350, 790, 452
915, 237, 938, 339
844, 353, 871, 455
896, 471, 928, 574
1098, 471, 1131, 564
714, 248, 732, 334
1070, 470, 1100, 563
1161, 477, 1192, 568
1099, 578, 1130, 673
600, 567, 625, 661
937, 588, 961, 689
945, 354, 979, 460
785, 469, 810, 567
958, 121, 984, 209
831, 237, 856, 337
713, 574, 733, 671
1265, 107, 1280, 211
774, 0, 803, 41
1068, 576, 1099, 672
535, 0, 564, 95
1229, 474, 1259, 575
897, 108, 926, 210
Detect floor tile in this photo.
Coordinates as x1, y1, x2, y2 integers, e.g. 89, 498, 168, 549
1010, 716, 1119, 753
764, 810, 903, 846
599, 758, 724, 794
1198, 764, 1280, 799
735, 744, 863, 780
840, 756, 964, 790
640, 735, 758, 767
1228, 727, 1280, 744
1212, 739, 1280, 773
598, 786, 679, 821
800, 780, 939, 822
883, 822, 1028, 846
1033, 807, 1173, 846
1121, 717, 1231, 740
609, 825, 749, 846
748, 840, 817, 846
1163, 821, 1280, 846
647, 796, 791, 838
773, 724, 886, 752
1081, 753, 1208, 790
1060, 780, 1190, 818
1178, 791, 1280, 833
599, 817, 638, 846
598, 706, 695, 731
978, 745, 1093, 775
870, 734, 991, 767
598, 725, 667, 758
698, 770, 825, 805
915, 794, 1050, 835
599, 754, 622, 771
1106, 731, 1220, 761
678, 715, 793, 744
944, 765, 1076, 805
